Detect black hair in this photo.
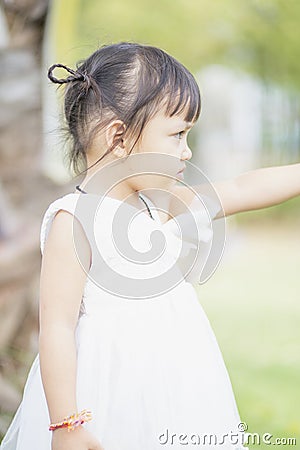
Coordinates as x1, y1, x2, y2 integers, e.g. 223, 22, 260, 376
48, 42, 201, 177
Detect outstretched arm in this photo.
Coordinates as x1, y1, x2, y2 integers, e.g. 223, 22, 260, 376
213, 162, 300, 218
170, 163, 300, 219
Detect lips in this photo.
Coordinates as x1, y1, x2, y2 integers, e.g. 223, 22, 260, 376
177, 165, 186, 174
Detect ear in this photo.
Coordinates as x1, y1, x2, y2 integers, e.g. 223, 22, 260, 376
106, 120, 127, 157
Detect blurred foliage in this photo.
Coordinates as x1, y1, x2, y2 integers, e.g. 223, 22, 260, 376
52, 0, 300, 91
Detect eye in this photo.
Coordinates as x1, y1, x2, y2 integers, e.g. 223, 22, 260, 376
175, 130, 185, 140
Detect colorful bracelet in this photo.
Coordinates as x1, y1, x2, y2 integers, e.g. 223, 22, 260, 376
49, 409, 92, 432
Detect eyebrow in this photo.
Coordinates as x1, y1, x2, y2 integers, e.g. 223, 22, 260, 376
180, 121, 193, 130
170, 119, 194, 131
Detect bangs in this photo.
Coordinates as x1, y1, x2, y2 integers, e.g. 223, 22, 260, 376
163, 63, 201, 123
135, 46, 201, 124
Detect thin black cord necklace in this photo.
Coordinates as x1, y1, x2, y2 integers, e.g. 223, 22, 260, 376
75, 185, 154, 220
138, 194, 155, 220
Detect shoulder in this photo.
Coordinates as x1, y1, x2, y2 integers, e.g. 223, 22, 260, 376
40, 193, 92, 269
43, 206, 91, 273
168, 184, 222, 220
41, 193, 79, 217
168, 184, 197, 217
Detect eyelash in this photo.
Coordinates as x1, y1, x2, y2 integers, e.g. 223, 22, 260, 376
175, 131, 185, 139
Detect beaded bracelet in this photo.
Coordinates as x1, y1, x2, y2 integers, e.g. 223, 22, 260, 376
49, 409, 92, 432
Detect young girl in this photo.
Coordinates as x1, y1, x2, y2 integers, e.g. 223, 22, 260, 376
1, 42, 299, 450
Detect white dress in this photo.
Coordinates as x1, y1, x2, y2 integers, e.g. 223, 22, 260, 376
0, 192, 248, 450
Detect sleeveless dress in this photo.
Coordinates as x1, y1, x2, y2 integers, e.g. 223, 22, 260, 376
0, 192, 249, 450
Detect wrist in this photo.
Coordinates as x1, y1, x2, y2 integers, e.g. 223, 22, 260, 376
49, 409, 92, 432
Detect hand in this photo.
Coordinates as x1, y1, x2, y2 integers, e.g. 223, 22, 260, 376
51, 425, 104, 450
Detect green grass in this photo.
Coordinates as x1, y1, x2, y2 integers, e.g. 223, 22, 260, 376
195, 219, 300, 449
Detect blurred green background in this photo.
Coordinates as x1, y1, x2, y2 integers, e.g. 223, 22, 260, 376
0, 0, 299, 448
51, 0, 300, 87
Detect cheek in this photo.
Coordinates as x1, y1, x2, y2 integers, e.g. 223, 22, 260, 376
135, 134, 160, 152
146, 136, 170, 153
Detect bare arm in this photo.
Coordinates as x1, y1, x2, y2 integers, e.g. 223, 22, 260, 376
39, 210, 91, 424
214, 162, 300, 218
170, 163, 300, 219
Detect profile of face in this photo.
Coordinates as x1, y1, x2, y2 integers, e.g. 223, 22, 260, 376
90, 107, 195, 197
85, 108, 194, 199
129, 109, 194, 190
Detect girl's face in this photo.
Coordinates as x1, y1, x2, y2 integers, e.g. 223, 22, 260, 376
126, 108, 194, 191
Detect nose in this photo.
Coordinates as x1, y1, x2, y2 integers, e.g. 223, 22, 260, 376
181, 144, 192, 161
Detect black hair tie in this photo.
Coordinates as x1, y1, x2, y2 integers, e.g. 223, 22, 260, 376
47, 63, 90, 85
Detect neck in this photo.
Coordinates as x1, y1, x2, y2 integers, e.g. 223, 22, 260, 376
78, 160, 173, 221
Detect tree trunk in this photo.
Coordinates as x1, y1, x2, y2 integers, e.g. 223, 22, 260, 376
0, 0, 70, 427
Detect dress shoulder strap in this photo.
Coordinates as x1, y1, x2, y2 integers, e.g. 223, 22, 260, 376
39, 193, 98, 257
